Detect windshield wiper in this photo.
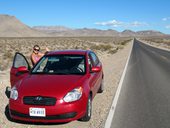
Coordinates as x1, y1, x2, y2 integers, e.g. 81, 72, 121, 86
31, 71, 84, 75
55, 72, 71, 75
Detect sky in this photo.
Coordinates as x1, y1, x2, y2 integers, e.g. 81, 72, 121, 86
0, 0, 170, 34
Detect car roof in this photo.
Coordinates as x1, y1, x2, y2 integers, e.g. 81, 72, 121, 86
46, 49, 91, 56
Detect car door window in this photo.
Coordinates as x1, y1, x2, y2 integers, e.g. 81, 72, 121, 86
13, 52, 30, 70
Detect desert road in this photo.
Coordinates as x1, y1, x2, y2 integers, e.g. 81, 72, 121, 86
110, 40, 170, 128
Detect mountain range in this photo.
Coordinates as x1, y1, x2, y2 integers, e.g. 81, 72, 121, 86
0, 14, 167, 37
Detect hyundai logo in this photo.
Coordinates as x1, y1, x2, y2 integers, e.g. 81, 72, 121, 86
35, 96, 43, 101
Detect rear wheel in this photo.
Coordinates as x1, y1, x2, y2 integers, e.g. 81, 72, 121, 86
79, 95, 92, 122
98, 78, 104, 93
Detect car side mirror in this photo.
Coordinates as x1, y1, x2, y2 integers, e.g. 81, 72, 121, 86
91, 66, 101, 72
5, 86, 11, 99
17, 66, 29, 73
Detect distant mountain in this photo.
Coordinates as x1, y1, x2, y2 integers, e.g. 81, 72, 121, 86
33, 26, 119, 36
121, 30, 136, 36
0, 15, 47, 37
33, 26, 73, 33
0, 14, 167, 37
136, 30, 165, 36
34, 26, 166, 37
120, 30, 165, 37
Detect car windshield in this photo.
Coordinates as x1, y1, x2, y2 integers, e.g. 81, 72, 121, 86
31, 55, 86, 75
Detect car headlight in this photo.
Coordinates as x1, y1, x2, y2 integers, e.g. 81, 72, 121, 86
63, 87, 83, 103
10, 87, 18, 100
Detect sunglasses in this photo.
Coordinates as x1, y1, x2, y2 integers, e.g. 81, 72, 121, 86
34, 48, 40, 51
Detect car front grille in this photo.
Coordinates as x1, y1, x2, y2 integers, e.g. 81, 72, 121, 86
23, 96, 56, 106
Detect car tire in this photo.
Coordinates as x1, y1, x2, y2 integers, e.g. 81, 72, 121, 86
79, 95, 92, 122
98, 78, 104, 93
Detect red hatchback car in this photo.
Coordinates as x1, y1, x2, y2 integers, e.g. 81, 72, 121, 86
8, 50, 104, 123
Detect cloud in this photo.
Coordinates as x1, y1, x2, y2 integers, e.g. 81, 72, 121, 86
95, 20, 124, 27
165, 25, 170, 29
128, 21, 148, 27
162, 17, 170, 21
95, 20, 148, 28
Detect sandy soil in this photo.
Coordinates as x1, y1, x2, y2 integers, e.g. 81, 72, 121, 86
139, 39, 170, 51
0, 41, 133, 128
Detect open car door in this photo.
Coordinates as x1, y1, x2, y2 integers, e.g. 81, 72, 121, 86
10, 52, 31, 87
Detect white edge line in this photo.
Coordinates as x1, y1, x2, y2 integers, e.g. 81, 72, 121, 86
104, 39, 134, 128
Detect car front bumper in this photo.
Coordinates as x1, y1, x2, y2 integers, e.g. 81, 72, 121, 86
9, 96, 87, 123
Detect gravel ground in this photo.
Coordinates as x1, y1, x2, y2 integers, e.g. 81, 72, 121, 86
0, 41, 132, 128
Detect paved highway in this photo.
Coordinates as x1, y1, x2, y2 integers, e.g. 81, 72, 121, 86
111, 39, 170, 128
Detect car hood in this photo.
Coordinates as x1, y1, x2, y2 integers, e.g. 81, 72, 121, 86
18, 74, 86, 98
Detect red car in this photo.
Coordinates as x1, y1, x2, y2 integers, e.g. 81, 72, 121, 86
8, 50, 104, 123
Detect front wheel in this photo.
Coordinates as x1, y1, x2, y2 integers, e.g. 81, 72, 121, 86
79, 95, 92, 122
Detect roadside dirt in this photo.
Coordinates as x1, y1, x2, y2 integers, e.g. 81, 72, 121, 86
139, 39, 170, 51
0, 41, 132, 128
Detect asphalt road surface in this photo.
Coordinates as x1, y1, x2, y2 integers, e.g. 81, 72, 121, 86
111, 40, 170, 128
